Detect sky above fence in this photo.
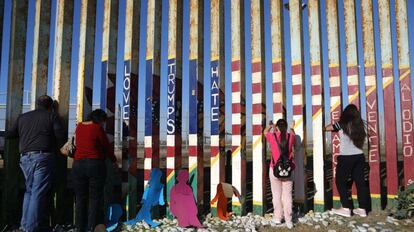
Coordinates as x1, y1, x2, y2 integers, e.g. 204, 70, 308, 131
1, 0, 414, 143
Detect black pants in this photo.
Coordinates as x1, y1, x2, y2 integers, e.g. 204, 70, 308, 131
72, 159, 106, 231
336, 154, 370, 210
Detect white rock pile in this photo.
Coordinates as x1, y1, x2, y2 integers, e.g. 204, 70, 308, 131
119, 211, 413, 232
295, 210, 413, 232
121, 213, 278, 232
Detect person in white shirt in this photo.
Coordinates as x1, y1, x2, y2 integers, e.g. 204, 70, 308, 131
324, 104, 370, 218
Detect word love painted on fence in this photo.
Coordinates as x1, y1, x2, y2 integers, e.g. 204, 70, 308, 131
123, 62, 131, 120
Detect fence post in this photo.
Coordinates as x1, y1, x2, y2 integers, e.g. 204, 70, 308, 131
30, 0, 51, 109
378, 0, 398, 207
230, 0, 246, 216
1, 0, 28, 225
122, 0, 140, 219
360, 0, 382, 211
289, 0, 307, 209
326, 0, 342, 208
395, 0, 414, 188
270, 0, 285, 121
100, 0, 120, 215
308, 0, 325, 212
166, 0, 183, 218
250, 0, 266, 215
144, 0, 162, 216
209, 0, 225, 216
343, 0, 362, 205
52, 0, 74, 224
343, 0, 361, 108
76, 0, 96, 122
188, 0, 205, 213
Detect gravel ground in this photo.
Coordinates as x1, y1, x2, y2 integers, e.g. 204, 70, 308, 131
118, 211, 414, 232
3, 210, 413, 231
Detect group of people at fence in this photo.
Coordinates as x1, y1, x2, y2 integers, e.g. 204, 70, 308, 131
5, 95, 371, 232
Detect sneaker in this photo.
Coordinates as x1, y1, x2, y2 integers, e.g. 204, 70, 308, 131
331, 207, 351, 217
273, 219, 282, 225
286, 222, 294, 229
353, 208, 367, 217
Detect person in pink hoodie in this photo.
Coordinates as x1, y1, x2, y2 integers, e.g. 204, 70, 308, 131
264, 119, 295, 229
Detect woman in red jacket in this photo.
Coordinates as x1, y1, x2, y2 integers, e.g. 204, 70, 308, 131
72, 109, 117, 232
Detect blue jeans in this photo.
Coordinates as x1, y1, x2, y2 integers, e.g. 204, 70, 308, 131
19, 152, 55, 232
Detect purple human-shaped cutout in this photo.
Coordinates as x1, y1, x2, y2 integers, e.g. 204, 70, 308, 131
124, 168, 165, 227
170, 170, 203, 228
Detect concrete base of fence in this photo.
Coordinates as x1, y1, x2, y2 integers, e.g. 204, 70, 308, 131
386, 197, 396, 209
371, 195, 382, 211
253, 204, 263, 215
314, 203, 325, 212
211, 207, 217, 217
232, 204, 242, 216
333, 199, 341, 209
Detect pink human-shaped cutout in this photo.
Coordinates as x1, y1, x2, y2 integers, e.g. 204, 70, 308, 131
170, 170, 203, 228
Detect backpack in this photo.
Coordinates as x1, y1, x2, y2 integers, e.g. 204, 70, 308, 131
271, 133, 294, 178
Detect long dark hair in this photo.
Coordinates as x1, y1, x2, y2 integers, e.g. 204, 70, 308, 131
276, 119, 288, 151
87, 109, 108, 124
339, 104, 366, 149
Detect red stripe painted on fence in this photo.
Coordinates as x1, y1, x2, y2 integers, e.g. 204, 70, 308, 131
364, 70, 381, 199
346, 66, 358, 75
382, 67, 398, 197
252, 62, 262, 72
232, 83, 240, 92
272, 61, 283, 72
252, 83, 262, 93
311, 65, 321, 75
232, 60, 240, 70
364, 66, 376, 76
291, 63, 302, 75
252, 103, 263, 113
272, 82, 282, 92
329, 66, 340, 76
292, 85, 302, 95
329, 65, 342, 203
232, 125, 241, 135
232, 104, 241, 113
211, 146, 220, 158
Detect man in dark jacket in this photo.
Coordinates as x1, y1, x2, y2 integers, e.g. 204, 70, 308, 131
6, 95, 66, 232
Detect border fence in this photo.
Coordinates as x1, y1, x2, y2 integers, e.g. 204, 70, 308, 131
0, 0, 413, 226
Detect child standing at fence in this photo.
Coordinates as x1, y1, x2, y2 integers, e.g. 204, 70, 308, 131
324, 104, 370, 217
264, 119, 295, 229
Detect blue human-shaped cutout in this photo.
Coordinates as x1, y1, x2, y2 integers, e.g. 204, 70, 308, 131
124, 168, 165, 227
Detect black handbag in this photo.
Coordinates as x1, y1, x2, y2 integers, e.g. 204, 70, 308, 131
271, 133, 293, 178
